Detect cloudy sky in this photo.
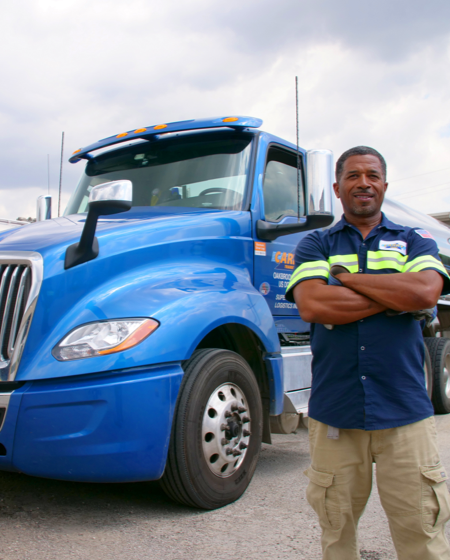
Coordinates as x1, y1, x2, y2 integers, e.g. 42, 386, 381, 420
1, 0, 450, 220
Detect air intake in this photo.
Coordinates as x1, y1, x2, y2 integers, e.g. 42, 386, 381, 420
0, 265, 32, 362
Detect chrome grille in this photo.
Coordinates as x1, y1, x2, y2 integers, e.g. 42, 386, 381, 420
0, 265, 31, 361
0, 252, 43, 382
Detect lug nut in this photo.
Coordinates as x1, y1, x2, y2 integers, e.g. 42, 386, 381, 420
239, 442, 248, 450
243, 429, 251, 437
231, 404, 238, 412
224, 410, 232, 418
221, 438, 230, 446
226, 447, 233, 456
238, 406, 246, 413
220, 423, 229, 431
242, 417, 250, 424
232, 449, 242, 457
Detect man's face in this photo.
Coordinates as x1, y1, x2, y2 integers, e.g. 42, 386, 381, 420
333, 155, 388, 217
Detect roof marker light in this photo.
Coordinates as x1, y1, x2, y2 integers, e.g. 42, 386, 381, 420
134, 128, 147, 133
72, 149, 81, 154
154, 124, 167, 130
223, 117, 239, 122
116, 132, 128, 138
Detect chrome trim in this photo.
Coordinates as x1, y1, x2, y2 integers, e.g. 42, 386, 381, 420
8, 267, 30, 357
0, 266, 20, 360
0, 252, 43, 382
0, 392, 11, 430
281, 345, 312, 392
284, 388, 311, 414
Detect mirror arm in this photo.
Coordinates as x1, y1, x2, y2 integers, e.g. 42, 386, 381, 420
64, 208, 100, 270
256, 214, 334, 242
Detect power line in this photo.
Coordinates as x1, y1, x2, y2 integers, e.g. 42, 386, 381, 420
389, 166, 450, 184
392, 181, 450, 200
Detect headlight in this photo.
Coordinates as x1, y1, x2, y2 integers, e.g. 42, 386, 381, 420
52, 318, 159, 361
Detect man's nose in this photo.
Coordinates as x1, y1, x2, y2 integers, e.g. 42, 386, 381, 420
358, 174, 371, 187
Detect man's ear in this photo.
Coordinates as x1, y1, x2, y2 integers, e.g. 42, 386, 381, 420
333, 182, 340, 198
384, 182, 388, 193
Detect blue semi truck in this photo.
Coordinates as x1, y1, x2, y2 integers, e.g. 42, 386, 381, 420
0, 116, 449, 509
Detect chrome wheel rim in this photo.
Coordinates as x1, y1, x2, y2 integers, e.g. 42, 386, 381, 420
444, 355, 450, 399
424, 361, 429, 392
202, 382, 251, 478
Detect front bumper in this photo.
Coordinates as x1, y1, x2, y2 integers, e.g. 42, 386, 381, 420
0, 364, 183, 482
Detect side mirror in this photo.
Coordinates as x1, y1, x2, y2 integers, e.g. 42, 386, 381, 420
36, 195, 52, 221
256, 149, 334, 241
65, 180, 132, 269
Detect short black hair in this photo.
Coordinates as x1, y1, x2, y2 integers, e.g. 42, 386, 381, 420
335, 146, 387, 182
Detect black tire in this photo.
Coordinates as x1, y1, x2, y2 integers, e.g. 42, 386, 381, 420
424, 337, 450, 414
423, 343, 433, 400
160, 348, 263, 509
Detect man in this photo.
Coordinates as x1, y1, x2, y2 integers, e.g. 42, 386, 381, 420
285, 146, 450, 560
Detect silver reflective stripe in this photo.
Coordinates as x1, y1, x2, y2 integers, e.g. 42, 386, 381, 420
7, 267, 30, 358
331, 260, 358, 266
368, 256, 405, 264
403, 259, 445, 273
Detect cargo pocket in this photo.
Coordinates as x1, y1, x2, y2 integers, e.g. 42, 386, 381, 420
420, 464, 450, 533
304, 466, 341, 530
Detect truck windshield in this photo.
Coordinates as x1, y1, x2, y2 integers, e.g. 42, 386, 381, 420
65, 132, 253, 215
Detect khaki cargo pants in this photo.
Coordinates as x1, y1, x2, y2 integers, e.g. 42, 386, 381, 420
305, 417, 450, 560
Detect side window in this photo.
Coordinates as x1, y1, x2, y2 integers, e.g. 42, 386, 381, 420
263, 148, 304, 222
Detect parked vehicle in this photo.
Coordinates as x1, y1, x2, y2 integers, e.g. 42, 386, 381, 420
0, 116, 448, 509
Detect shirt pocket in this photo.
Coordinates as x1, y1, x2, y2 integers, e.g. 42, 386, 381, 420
420, 464, 450, 533
304, 466, 341, 530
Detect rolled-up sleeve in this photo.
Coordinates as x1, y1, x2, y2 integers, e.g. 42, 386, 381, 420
402, 230, 450, 295
285, 232, 329, 302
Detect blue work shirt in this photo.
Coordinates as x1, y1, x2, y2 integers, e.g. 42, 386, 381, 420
285, 213, 450, 430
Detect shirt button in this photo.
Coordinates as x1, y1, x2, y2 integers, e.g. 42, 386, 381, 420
362, 243, 365, 246
359, 268, 363, 272
360, 319, 364, 322
361, 346, 365, 350
361, 376, 366, 380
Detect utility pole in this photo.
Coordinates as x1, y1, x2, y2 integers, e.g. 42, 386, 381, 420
295, 76, 300, 221
58, 132, 65, 217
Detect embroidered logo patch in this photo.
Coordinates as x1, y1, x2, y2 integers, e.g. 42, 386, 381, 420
415, 229, 434, 239
379, 239, 407, 255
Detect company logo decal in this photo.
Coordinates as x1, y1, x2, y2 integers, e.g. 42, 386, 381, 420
379, 239, 407, 255
259, 282, 270, 296
255, 242, 266, 256
271, 251, 295, 270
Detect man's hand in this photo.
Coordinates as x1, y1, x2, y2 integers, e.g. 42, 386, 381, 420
293, 279, 387, 325
335, 269, 443, 311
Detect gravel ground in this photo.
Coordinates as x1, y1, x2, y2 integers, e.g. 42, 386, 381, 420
0, 414, 449, 560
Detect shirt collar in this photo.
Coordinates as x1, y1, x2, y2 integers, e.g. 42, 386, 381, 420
329, 212, 405, 235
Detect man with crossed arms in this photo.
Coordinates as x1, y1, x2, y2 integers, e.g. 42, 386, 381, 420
285, 146, 450, 560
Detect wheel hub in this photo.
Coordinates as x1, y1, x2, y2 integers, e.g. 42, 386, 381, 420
202, 382, 251, 478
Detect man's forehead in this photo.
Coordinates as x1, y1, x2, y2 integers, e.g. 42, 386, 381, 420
343, 154, 383, 173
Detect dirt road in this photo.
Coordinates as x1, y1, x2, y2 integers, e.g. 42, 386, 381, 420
1, 415, 449, 560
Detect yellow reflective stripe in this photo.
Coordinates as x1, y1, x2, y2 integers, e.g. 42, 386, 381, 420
328, 254, 359, 273
402, 255, 449, 276
367, 250, 407, 271
285, 260, 329, 293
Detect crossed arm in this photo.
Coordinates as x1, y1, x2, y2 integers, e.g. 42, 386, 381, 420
293, 270, 443, 325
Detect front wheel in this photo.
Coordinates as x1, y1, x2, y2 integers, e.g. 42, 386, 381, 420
160, 349, 263, 509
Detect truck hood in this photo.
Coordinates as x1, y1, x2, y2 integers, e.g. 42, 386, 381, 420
0, 206, 249, 265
